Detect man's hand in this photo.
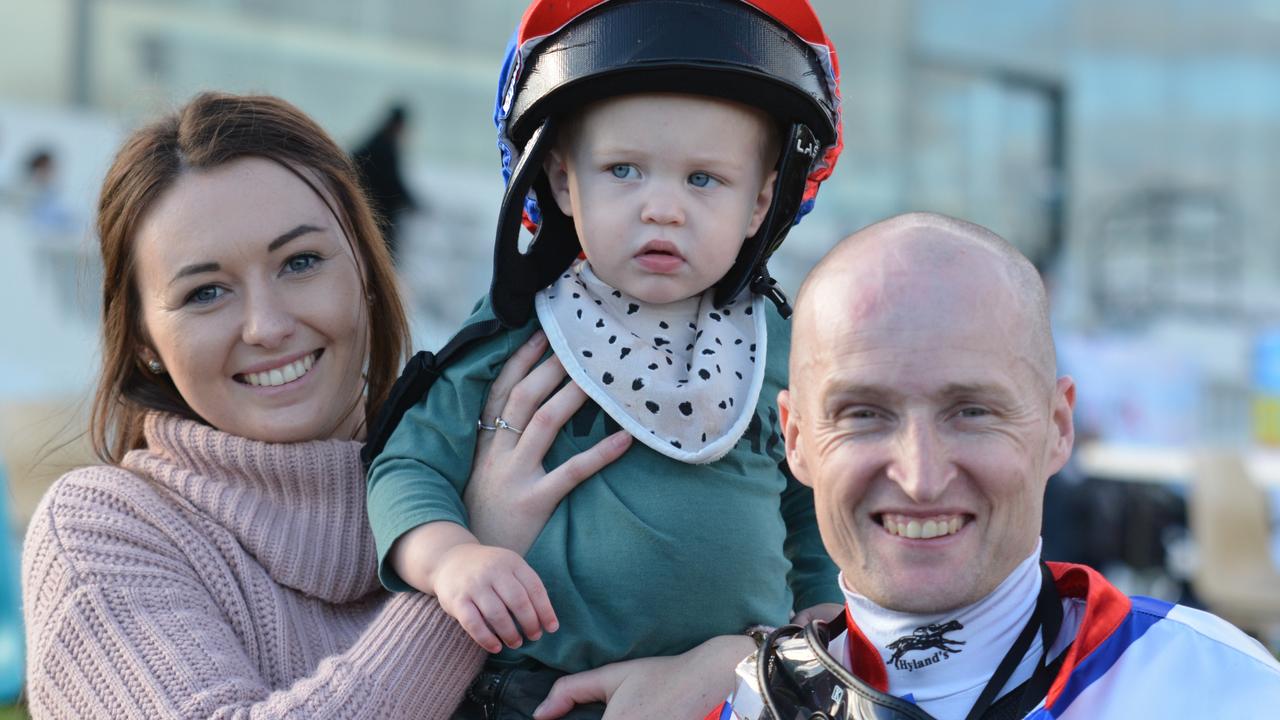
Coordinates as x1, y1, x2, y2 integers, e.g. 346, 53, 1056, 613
792, 602, 844, 626
433, 542, 559, 653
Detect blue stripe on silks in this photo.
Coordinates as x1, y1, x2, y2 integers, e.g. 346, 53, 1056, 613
718, 700, 734, 720
1047, 596, 1173, 717
1128, 595, 1175, 617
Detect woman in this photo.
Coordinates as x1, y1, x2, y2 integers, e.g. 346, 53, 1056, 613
20, 92, 630, 719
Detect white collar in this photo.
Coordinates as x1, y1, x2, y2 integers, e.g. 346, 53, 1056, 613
838, 543, 1064, 718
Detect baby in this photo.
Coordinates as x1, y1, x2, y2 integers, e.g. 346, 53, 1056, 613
365, 0, 846, 715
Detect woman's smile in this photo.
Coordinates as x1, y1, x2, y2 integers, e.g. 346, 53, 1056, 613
235, 349, 323, 388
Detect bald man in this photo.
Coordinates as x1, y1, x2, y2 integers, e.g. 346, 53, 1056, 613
715, 213, 1280, 719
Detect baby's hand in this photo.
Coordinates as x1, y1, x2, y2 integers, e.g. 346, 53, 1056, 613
434, 542, 559, 653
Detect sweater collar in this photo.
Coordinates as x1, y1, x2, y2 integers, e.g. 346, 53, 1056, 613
123, 412, 379, 603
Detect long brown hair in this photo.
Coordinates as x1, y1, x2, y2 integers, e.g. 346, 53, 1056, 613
90, 92, 410, 462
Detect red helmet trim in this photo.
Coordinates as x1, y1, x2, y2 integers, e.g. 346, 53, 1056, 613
740, 0, 829, 48
517, 0, 608, 44
519, 0, 833, 51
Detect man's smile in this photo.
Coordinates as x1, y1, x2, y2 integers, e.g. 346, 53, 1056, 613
877, 512, 970, 539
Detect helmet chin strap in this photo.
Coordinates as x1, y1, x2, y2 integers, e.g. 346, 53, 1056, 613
749, 271, 793, 319
490, 117, 583, 327
712, 122, 820, 315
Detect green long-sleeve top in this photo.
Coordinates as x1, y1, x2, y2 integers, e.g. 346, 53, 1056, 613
366, 296, 839, 673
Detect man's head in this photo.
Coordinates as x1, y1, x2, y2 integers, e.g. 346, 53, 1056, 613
779, 212, 1075, 614
488, 0, 842, 325
542, 93, 778, 304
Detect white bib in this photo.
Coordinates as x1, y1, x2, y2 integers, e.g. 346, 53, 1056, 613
534, 261, 765, 464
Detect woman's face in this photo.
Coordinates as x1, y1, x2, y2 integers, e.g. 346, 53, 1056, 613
132, 157, 369, 443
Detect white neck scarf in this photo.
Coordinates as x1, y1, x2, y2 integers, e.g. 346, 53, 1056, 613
534, 261, 765, 464
836, 542, 1073, 719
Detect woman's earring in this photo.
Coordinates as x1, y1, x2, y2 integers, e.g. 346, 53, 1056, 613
147, 359, 164, 374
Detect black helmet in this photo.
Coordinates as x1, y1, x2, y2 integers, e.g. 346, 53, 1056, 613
491, 0, 843, 326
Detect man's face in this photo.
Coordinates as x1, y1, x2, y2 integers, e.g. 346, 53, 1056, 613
781, 243, 1074, 613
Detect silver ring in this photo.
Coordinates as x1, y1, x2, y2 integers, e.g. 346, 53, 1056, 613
477, 418, 498, 432
494, 416, 523, 435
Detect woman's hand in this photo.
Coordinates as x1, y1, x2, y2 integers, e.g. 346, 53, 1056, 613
465, 331, 632, 555
532, 635, 756, 719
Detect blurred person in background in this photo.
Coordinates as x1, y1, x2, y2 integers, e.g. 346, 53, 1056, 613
18, 91, 633, 719
352, 103, 420, 263
15, 148, 75, 236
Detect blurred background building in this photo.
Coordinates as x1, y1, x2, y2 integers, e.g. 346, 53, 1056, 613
2, 0, 1280, 707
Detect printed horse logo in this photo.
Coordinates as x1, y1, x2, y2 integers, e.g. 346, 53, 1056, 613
886, 620, 966, 664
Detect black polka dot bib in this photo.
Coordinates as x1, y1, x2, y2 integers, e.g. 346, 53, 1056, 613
535, 261, 766, 464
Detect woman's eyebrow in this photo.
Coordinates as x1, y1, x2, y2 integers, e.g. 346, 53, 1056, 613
268, 223, 324, 252
170, 262, 220, 286
169, 224, 325, 286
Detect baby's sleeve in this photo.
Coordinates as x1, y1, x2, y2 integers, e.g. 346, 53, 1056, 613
779, 467, 842, 609
366, 320, 533, 592
765, 304, 842, 610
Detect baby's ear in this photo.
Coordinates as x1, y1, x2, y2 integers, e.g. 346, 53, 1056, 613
542, 148, 575, 217
747, 169, 778, 237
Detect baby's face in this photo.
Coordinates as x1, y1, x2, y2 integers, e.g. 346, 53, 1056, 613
544, 93, 776, 305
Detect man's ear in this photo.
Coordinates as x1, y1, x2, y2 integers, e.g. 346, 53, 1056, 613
542, 147, 574, 217
746, 169, 778, 238
778, 387, 812, 486
1046, 375, 1076, 475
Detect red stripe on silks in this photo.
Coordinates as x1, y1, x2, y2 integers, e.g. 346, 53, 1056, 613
844, 605, 890, 693
1043, 561, 1132, 710
518, 0, 607, 43
705, 700, 729, 720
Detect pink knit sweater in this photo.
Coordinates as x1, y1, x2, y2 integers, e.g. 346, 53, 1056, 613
22, 413, 484, 719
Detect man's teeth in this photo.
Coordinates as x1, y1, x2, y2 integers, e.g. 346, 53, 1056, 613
243, 353, 315, 387
881, 513, 965, 539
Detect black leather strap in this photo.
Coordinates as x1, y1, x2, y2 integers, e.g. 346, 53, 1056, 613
713, 122, 820, 313
361, 318, 506, 470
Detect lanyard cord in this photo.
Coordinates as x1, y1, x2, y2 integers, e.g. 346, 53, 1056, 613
963, 563, 1063, 720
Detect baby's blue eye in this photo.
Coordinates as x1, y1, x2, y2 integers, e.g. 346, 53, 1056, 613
689, 172, 714, 188
610, 164, 636, 179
